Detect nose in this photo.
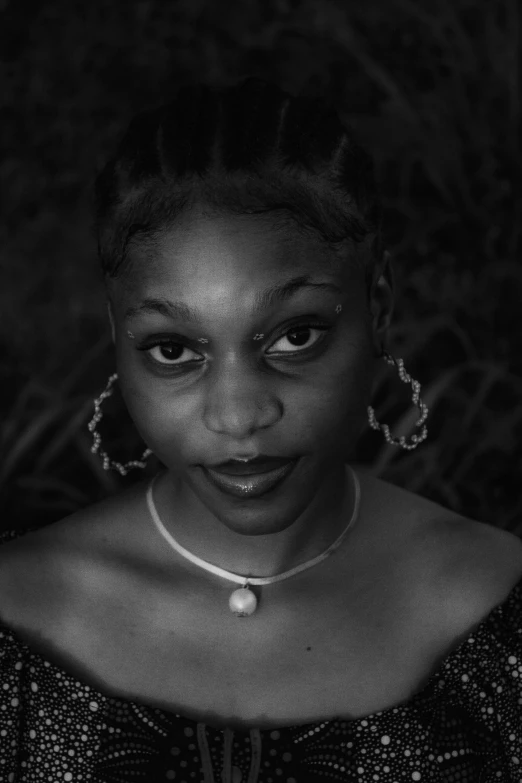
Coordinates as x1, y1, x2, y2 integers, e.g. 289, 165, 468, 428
203, 364, 282, 438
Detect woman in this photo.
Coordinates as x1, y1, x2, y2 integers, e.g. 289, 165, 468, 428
1, 77, 522, 782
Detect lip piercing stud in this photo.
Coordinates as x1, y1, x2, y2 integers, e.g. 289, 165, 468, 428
197, 338, 209, 343
127, 331, 135, 339
253, 334, 264, 341
335, 304, 342, 314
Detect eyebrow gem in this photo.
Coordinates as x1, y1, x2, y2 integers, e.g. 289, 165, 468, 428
198, 335, 265, 342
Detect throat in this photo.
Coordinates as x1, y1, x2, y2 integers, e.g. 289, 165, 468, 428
150, 462, 360, 581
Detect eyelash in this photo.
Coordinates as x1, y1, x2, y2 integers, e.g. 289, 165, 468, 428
136, 321, 333, 370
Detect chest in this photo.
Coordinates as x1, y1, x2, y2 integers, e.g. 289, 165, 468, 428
4, 511, 520, 733
37, 535, 461, 731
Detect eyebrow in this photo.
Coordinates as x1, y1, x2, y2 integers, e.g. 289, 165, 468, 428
124, 276, 343, 322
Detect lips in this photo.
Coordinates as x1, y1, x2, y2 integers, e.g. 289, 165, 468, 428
204, 459, 298, 498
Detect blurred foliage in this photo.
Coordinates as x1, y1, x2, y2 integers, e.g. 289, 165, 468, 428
0, 0, 521, 534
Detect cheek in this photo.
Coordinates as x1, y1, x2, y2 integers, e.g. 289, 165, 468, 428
122, 385, 198, 469
299, 350, 373, 441
119, 375, 192, 438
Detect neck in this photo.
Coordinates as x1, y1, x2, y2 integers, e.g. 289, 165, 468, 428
152, 460, 357, 580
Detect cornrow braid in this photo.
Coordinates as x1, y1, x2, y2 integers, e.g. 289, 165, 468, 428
92, 77, 385, 298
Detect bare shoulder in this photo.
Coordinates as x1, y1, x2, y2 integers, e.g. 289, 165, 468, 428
0, 479, 151, 625
360, 468, 522, 637
411, 509, 522, 637
457, 517, 522, 599
0, 477, 150, 559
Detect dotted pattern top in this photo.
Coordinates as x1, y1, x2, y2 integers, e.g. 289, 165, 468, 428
1, 523, 522, 782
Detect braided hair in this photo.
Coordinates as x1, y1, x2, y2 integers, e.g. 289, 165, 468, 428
92, 77, 385, 300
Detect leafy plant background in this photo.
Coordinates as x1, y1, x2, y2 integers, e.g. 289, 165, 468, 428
1, 0, 520, 535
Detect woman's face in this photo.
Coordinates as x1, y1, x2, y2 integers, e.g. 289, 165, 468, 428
107, 212, 391, 535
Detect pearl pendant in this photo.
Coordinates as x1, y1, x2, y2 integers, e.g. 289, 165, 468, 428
229, 585, 257, 617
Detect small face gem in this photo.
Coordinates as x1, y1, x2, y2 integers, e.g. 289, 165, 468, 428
198, 335, 265, 342
335, 304, 342, 314
127, 331, 135, 339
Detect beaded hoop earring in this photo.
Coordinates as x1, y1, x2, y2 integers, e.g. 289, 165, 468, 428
367, 349, 429, 451
87, 373, 152, 475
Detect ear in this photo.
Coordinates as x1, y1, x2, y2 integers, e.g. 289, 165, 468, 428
369, 250, 395, 354
107, 300, 116, 344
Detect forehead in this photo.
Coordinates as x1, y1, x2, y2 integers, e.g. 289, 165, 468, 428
117, 214, 350, 299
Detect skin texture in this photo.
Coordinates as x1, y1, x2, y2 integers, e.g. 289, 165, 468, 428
106, 211, 394, 578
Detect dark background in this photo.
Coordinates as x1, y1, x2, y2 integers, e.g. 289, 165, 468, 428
1, 0, 521, 535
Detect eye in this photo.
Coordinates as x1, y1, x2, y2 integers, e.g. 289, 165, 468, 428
137, 321, 332, 368
266, 323, 331, 354
144, 342, 202, 367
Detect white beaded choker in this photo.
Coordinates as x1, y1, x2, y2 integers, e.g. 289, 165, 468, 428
146, 464, 361, 617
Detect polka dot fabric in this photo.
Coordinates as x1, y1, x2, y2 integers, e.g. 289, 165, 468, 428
2, 525, 522, 782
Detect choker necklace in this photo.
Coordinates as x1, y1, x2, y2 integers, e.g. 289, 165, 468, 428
146, 464, 361, 617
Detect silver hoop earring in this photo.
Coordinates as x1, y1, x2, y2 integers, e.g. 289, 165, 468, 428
367, 349, 429, 450
87, 373, 152, 475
